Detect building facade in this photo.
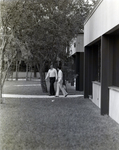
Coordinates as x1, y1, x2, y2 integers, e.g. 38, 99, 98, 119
70, 33, 84, 91
84, 0, 119, 124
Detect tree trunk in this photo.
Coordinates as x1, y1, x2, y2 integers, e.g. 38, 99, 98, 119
30, 65, 32, 81
26, 63, 29, 81
34, 65, 37, 78
40, 71, 48, 93
37, 64, 48, 93
0, 85, 2, 104
0, 51, 3, 103
16, 59, 18, 80
0, 40, 4, 104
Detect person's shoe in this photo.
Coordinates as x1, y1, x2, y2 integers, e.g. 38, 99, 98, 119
55, 95, 59, 97
65, 94, 68, 97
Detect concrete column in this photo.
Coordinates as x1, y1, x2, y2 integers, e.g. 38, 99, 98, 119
79, 52, 84, 91
101, 35, 113, 115
84, 45, 99, 98
84, 46, 92, 98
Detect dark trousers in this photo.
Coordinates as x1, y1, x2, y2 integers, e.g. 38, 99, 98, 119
49, 77, 55, 95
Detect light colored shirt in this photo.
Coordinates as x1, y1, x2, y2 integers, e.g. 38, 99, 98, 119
57, 69, 63, 83
45, 68, 57, 80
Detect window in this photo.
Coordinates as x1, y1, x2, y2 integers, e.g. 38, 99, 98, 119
74, 42, 76, 48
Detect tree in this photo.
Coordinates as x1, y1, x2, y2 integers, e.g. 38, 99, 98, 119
0, 34, 22, 103
1, 0, 97, 93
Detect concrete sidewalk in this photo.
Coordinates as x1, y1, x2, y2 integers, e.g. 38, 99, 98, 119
3, 80, 83, 96
0, 80, 119, 150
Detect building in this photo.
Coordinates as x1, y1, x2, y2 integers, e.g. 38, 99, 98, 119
84, 0, 119, 124
70, 33, 84, 91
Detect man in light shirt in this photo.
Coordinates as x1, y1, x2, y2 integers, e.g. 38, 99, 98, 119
55, 66, 68, 97
45, 64, 57, 96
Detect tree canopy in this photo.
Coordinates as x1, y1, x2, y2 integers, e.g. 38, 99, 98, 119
1, 0, 97, 92
1, 0, 94, 63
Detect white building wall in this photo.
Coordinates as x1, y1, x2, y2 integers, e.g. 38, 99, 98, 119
92, 81, 101, 108
12, 72, 40, 78
84, 0, 119, 46
70, 34, 84, 56
76, 34, 84, 53
69, 38, 76, 56
109, 87, 119, 124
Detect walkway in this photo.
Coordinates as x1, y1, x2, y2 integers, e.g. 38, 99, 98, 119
3, 80, 83, 96
0, 80, 119, 150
